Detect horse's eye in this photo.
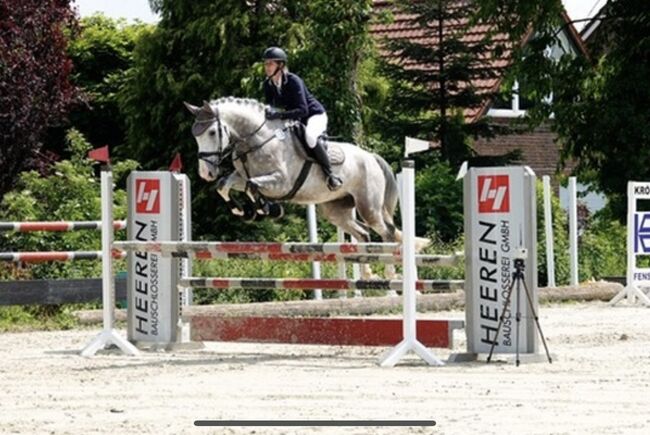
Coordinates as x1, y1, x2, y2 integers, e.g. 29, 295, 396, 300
208, 130, 216, 137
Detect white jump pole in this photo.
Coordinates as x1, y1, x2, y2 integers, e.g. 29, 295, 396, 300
380, 160, 444, 367
306, 204, 322, 300
568, 177, 579, 286
543, 176, 556, 287
81, 166, 139, 357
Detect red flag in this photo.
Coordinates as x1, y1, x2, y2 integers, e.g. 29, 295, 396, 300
169, 153, 183, 172
88, 146, 110, 163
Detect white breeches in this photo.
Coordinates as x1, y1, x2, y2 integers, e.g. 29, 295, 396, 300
305, 113, 328, 148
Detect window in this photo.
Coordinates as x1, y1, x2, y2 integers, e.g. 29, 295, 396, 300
488, 80, 526, 117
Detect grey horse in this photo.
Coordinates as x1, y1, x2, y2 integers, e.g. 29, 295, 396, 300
184, 97, 425, 277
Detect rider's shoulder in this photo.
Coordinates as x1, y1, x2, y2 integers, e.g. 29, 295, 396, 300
285, 72, 305, 86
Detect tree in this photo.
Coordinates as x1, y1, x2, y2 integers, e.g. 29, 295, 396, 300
363, 0, 511, 241
479, 0, 650, 220
296, 0, 372, 143
119, 0, 371, 238
0, 129, 137, 281
375, 0, 504, 166
549, 0, 650, 219
64, 15, 152, 154
0, 0, 78, 195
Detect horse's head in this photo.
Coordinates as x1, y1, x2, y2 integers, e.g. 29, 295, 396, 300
185, 98, 273, 182
184, 101, 232, 181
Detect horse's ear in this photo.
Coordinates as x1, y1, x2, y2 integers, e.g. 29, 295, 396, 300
183, 101, 201, 115
202, 100, 216, 115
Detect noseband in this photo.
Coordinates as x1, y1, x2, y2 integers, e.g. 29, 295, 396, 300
194, 106, 269, 172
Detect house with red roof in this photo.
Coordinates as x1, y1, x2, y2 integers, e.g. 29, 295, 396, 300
370, 0, 587, 177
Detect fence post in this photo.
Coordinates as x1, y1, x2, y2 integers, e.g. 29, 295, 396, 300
543, 176, 556, 287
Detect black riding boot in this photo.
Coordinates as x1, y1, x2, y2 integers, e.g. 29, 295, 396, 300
312, 137, 343, 191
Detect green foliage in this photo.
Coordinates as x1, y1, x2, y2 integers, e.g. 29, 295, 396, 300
413, 158, 464, 242
550, 0, 650, 220
535, 180, 570, 286
0, 304, 79, 332
417, 236, 464, 280
0, 129, 138, 281
65, 14, 152, 152
189, 236, 465, 304
475, 0, 564, 45
534, 180, 626, 286
475, 0, 564, 116
373, 0, 503, 166
479, 0, 650, 223
578, 216, 626, 282
118, 0, 373, 239
296, 0, 372, 143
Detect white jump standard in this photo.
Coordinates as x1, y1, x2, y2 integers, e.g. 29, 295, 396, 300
610, 181, 650, 307
81, 167, 140, 357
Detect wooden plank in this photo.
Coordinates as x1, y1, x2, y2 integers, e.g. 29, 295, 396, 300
0, 278, 126, 306
190, 316, 464, 348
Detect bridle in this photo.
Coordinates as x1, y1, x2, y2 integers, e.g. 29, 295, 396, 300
194, 106, 285, 174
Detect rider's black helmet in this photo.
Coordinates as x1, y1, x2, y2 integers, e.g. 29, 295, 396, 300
262, 46, 288, 63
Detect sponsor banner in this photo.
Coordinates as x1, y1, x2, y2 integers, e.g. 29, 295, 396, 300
631, 267, 650, 287
127, 172, 190, 346
634, 212, 650, 255
628, 183, 650, 291
630, 182, 650, 200
464, 167, 538, 354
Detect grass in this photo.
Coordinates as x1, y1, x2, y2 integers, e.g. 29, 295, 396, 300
0, 304, 84, 332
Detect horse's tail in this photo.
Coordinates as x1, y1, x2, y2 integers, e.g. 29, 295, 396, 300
373, 153, 399, 229
373, 153, 431, 251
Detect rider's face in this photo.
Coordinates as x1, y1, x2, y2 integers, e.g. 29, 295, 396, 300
264, 60, 281, 78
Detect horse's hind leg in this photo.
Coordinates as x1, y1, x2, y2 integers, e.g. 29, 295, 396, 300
353, 196, 400, 281
317, 198, 375, 280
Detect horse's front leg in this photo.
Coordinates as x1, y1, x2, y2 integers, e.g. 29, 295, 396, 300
216, 172, 249, 217
244, 171, 286, 215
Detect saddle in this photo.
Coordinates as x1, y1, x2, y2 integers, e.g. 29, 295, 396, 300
287, 123, 345, 166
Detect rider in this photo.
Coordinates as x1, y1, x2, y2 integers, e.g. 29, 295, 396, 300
262, 46, 343, 191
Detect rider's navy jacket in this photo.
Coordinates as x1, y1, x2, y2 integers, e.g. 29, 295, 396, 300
263, 72, 325, 124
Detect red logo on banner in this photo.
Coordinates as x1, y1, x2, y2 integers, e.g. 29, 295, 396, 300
478, 175, 510, 213
135, 179, 160, 214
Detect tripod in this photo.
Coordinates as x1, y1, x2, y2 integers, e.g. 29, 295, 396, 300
487, 257, 552, 366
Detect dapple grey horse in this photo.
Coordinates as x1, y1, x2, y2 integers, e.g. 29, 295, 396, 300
184, 97, 425, 278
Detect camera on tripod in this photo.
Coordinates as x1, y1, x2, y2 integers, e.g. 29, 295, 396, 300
513, 247, 528, 260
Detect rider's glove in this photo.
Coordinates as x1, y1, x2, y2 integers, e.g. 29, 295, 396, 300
265, 108, 283, 120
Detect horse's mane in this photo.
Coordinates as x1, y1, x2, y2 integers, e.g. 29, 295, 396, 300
211, 96, 267, 114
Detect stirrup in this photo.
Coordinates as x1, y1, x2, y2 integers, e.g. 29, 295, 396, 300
327, 175, 343, 191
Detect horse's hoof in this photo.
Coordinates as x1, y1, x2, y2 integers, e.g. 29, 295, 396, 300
225, 200, 244, 217
268, 203, 284, 219
256, 202, 270, 216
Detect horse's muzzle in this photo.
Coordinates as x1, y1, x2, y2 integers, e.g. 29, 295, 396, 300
198, 160, 218, 181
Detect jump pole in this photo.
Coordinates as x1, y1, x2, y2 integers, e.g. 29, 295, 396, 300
81, 165, 139, 357
380, 160, 444, 366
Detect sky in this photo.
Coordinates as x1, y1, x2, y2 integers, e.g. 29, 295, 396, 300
72, 0, 160, 23
72, 0, 608, 30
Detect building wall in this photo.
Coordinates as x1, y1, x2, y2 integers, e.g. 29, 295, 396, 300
473, 118, 563, 179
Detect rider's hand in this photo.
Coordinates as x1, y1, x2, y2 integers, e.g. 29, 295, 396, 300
265, 108, 282, 120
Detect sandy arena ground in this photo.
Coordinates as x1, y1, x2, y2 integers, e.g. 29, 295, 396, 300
1, 302, 649, 435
